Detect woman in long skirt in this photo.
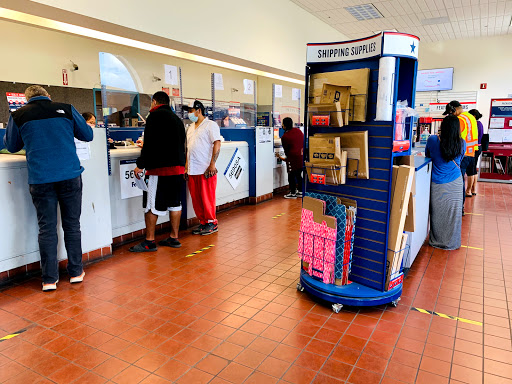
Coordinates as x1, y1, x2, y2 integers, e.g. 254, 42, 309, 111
425, 115, 466, 250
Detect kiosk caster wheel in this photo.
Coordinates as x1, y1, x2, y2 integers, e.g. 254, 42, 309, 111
391, 297, 401, 307
296, 283, 304, 292
332, 304, 343, 313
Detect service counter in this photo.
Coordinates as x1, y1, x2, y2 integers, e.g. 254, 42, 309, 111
108, 141, 250, 238
0, 129, 113, 275
403, 151, 432, 269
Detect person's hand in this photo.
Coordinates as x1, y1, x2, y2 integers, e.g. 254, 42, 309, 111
183, 171, 189, 181
204, 164, 218, 178
136, 139, 143, 148
134, 167, 144, 179
108, 138, 114, 144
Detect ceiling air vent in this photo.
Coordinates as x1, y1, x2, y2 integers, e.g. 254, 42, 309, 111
421, 16, 450, 25
345, 3, 383, 21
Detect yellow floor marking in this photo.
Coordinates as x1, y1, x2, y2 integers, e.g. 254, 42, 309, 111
0, 329, 27, 343
465, 213, 483, 216
412, 307, 482, 326
186, 245, 215, 258
272, 213, 286, 219
460, 245, 484, 250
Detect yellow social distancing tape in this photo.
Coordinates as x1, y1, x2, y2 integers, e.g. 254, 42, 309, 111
412, 307, 482, 326
0, 329, 27, 343
460, 245, 484, 250
186, 245, 215, 258
464, 213, 483, 216
272, 213, 286, 219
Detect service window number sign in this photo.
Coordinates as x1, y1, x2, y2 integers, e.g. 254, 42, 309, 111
119, 159, 143, 199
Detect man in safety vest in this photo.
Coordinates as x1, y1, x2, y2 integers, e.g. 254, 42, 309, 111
443, 100, 478, 215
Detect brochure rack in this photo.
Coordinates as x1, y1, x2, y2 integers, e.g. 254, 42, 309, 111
299, 32, 420, 309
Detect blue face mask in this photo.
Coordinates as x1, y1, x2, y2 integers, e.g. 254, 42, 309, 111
188, 112, 198, 123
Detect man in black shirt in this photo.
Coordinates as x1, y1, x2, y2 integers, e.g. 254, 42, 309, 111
131, 92, 186, 251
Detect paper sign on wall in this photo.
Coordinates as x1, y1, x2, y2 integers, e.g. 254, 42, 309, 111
243, 79, 254, 95
6, 92, 27, 112
164, 65, 178, 85
119, 159, 144, 199
292, 88, 301, 101
502, 129, 512, 143
490, 118, 505, 129
224, 148, 246, 190
74, 138, 90, 161
489, 129, 504, 143
214, 73, 224, 90
258, 127, 272, 143
274, 84, 283, 98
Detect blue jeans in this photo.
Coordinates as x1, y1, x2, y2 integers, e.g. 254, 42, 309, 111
29, 176, 84, 283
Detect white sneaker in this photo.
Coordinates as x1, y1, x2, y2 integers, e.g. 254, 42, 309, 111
284, 193, 297, 199
70, 271, 85, 284
42, 280, 59, 292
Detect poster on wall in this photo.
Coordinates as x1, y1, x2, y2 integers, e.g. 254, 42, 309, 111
74, 138, 91, 161
274, 85, 283, 98
243, 79, 254, 95
258, 127, 272, 143
214, 73, 224, 90
292, 88, 301, 101
119, 159, 144, 199
164, 65, 178, 85
6, 93, 27, 112
224, 148, 246, 190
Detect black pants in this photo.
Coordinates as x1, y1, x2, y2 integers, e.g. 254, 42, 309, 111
288, 169, 303, 193
29, 176, 84, 284
460, 156, 472, 206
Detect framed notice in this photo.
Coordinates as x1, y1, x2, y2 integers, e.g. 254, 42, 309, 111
119, 159, 143, 199
224, 148, 246, 190
6, 92, 27, 112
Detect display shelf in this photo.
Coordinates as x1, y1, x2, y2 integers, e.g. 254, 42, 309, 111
301, 32, 420, 309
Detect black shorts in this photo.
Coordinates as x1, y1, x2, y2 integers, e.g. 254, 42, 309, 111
143, 175, 183, 215
466, 150, 481, 176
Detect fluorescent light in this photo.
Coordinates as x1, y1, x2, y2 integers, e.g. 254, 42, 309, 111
0, 8, 304, 85
345, 4, 383, 21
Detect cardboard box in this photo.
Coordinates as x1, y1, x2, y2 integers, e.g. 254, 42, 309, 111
385, 165, 414, 290
320, 84, 351, 125
307, 137, 347, 185
310, 68, 370, 122
404, 193, 415, 232
308, 102, 344, 127
313, 131, 369, 179
395, 155, 416, 195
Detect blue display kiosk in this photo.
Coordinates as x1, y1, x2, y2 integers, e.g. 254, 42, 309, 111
300, 32, 420, 310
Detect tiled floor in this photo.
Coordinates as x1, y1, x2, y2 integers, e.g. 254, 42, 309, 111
1, 183, 512, 384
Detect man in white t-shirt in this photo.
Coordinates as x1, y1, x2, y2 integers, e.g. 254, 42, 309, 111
183, 100, 222, 235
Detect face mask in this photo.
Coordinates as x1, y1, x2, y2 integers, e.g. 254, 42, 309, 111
188, 112, 198, 123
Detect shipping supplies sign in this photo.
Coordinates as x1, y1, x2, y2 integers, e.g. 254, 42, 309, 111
307, 34, 382, 63
119, 159, 144, 199
6, 93, 27, 112
224, 148, 246, 190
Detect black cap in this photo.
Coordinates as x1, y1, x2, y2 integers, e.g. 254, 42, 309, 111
442, 100, 462, 115
182, 100, 205, 113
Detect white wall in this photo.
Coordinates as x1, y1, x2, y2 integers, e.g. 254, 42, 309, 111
30, 0, 346, 75
0, 19, 303, 102
418, 34, 512, 130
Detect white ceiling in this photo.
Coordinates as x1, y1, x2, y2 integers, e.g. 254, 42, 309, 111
290, 0, 512, 43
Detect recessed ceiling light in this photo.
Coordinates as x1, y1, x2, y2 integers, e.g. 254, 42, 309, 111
345, 4, 383, 21
421, 16, 450, 25
373, 29, 398, 34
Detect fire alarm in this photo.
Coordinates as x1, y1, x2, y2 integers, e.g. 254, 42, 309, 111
480, 83, 487, 89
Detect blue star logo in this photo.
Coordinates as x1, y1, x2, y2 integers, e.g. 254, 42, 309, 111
410, 42, 416, 53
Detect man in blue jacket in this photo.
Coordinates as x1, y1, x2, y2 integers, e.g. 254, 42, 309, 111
4, 85, 93, 291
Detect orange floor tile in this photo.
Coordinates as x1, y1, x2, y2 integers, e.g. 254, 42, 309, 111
0, 183, 511, 383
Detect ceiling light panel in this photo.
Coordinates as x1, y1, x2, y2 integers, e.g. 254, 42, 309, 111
345, 4, 383, 21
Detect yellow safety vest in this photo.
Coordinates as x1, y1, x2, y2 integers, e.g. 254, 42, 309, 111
458, 112, 478, 157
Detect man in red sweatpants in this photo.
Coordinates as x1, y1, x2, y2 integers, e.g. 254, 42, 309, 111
183, 100, 221, 235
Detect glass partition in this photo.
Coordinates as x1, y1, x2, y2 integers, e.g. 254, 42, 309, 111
272, 84, 302, 128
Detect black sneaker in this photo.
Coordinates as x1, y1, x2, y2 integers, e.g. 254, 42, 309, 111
284, 193, 297, 199
200, 223, 218, 236
296, 191, 303, 198
158, 237, 182, 248
192, 224, 205, 235
129, 240, 157, 252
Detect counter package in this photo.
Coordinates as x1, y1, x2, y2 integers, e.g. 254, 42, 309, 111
385, 165, 414, 290
307, 84, 352, 128
298, 194, 357, 286
306, 136, 347, 185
